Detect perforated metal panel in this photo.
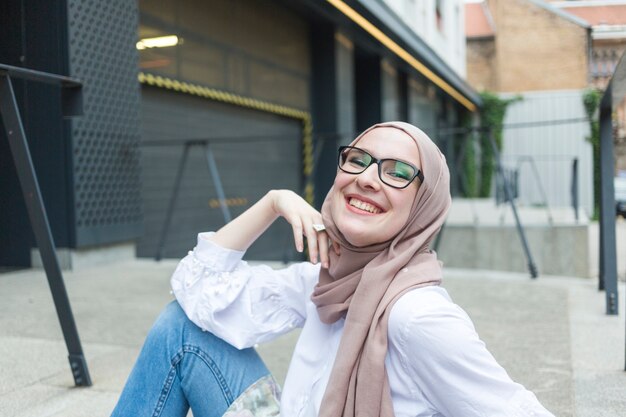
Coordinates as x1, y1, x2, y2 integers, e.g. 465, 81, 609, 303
67, 0, 142, 246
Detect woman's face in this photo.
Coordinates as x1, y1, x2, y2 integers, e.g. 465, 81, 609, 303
330, 127, 422, 247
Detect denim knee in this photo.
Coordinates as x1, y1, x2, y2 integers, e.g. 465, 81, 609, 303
148, 300, 231, 355
149, 300, 187, 335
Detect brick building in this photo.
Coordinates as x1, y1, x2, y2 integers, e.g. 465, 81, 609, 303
465, 0, 596, 214
467, 0, 626, 179
466, 0, 590, 93
551, 0, 626, 172
553, 0, 626, 89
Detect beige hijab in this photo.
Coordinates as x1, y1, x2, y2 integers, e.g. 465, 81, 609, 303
311, 121, 451, 417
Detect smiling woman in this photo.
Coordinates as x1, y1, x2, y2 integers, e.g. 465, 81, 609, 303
329, 127, 423, 247
110, 122, 555, 417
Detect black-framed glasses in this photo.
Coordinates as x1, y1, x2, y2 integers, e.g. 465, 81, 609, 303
337, 146, 424, 189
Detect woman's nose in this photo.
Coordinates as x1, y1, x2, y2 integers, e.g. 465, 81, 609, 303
356, 164, 381, 190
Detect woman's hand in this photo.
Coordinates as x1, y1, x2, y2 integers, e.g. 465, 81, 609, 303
211, 190, 338, 267
269, 190, 336, 268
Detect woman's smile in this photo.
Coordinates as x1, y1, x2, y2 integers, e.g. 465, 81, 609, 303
330, 127, 421, 247
345, 195, 384, 215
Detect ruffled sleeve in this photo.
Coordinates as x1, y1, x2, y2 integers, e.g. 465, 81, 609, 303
171, 232, 320, 349
388, 287, 555, 417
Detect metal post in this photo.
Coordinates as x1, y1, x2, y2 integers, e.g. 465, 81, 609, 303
205, 143, 232, 224
487, 130, 539, 278
0, 74, 91, 386
598, 90, 619, 315
529, 157, 553, 224
571, 158, 579, 222
155, 144, 190, 261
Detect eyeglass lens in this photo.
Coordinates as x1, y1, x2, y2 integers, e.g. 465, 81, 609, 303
339, 147, 416, 188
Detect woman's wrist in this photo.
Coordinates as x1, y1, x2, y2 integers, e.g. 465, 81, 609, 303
211, 191, 280, 251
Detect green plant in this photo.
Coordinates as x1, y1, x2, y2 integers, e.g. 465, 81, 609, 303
477, 91, 520, 197
583, 88, 601, 219
458, 111, 478, 197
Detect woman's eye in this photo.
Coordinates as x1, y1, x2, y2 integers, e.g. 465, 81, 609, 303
387, 170, 411, 180
384, 162, 414, 181
348, 157, 368, 167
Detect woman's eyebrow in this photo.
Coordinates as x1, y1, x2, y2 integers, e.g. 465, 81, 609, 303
354, 145, 421, 167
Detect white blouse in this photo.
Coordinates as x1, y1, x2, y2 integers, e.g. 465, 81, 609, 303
171, 233, 554, 417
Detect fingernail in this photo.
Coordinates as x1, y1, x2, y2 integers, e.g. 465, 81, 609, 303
322, 261, 329, 269
297, 245, 303, 252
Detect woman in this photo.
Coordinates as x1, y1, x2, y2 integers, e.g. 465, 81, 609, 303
111, 122, 554, 417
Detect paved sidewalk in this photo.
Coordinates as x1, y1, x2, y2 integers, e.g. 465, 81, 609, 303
0, 260, 624, 417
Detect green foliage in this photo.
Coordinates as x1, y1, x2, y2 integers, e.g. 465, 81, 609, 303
459, 112, 478, 197
477, 91, 521, 197
583, 88, 601, 219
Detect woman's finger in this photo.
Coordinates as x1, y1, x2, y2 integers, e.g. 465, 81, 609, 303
304, 221, 318, 264
289, 216, 304, 253
318, 231, 330, 269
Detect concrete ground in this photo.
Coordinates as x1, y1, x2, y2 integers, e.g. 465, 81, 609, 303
0, 260, 624, 417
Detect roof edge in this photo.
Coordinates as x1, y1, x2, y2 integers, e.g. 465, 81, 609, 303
354, 0, 481, 109
482, 1, 497, 35
552, 0, 626, 8
527, 0, 591, 28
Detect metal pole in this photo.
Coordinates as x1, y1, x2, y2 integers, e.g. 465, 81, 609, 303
528, 157, 553, 224
598, 90, 619, 315
0, 74, 91, 386
155, 144, 190, 261
571, 158, 579, 223
204, 143, 232, 224
487, 130, 539, 278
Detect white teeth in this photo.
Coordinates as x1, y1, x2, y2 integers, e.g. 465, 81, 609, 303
349, 198, 381, 214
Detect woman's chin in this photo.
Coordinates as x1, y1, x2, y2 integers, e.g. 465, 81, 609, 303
339, 227, 378, 247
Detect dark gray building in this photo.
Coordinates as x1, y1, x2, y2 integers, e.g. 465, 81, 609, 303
0, 0, 480, 268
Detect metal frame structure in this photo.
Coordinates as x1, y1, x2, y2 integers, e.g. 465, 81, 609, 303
433, 126, 539, 279
0, 63, 91, 386
145, 134, 329, 262
147, 139, 233, 261
598, 54, 625, 370
598, 86, 619, 315
487, 129, 539, 278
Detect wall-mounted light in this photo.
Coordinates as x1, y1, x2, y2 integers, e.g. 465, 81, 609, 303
136, 35, 181, 50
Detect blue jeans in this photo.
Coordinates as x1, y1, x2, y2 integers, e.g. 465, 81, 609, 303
110, 301, 270, 417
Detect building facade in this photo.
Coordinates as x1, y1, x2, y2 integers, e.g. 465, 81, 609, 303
0, 0, 479, 267
465, 0, 596, 215
551, 0, 626, 172
466, 0, 590, 92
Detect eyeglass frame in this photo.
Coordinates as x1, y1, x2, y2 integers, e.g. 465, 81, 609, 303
337, 145, 424, 189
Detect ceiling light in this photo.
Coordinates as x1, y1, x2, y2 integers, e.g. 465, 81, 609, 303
136, 35, 180, 50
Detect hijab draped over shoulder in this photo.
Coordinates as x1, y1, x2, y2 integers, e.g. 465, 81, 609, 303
311, 121, 451, 417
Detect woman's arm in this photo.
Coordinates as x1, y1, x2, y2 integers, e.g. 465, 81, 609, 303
172, 233, 321, 348
210, 189, 333, 268
389, 288, 555, 416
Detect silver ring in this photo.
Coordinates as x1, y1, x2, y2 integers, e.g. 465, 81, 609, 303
312, 224, 326, 232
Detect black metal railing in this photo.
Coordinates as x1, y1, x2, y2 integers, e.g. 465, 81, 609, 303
140, 133, 331, 263
0, 63, 91, 386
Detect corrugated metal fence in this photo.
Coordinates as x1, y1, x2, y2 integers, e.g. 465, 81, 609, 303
500, 90, 593, 216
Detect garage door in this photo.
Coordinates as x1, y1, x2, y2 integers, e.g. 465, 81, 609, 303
137, 86, 303, 261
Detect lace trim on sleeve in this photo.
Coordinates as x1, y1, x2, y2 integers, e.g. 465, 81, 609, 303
178, 252, 249, 310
